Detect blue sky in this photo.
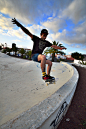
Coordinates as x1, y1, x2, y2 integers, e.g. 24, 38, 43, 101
0, 0, 86, 55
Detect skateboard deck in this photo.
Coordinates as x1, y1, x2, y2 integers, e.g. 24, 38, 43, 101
45, 79, 56, 86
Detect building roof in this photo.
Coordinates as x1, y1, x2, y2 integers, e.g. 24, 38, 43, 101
64, 55, 74, 61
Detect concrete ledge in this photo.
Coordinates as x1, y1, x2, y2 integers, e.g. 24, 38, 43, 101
1, 62, 79, 129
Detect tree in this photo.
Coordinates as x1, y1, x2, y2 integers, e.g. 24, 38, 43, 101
12, 46, 18, 56
2, 44, 4, 48
71, 52, 84, 62
0, 46, 1, 50
19, 48, 25, 57
44, 41, 66, 62
2, 49, 6, 53
28, 50, 32, 60
25, 50, 32, 60
6, 47, 12, 55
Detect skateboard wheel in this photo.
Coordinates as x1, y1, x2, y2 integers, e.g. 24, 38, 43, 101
46, 83, 48, 86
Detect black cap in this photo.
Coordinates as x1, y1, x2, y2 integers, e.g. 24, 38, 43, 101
41, 29, 49, 35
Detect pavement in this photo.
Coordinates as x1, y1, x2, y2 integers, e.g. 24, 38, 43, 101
0, 52, 73, 126
58, 64, 86, 129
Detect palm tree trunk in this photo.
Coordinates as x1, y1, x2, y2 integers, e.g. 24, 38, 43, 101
52, 53, 55, 62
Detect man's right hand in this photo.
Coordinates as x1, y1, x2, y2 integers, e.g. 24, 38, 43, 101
12, 18, 22, 27
12, 18, 33, 39
60, 47, 67, 50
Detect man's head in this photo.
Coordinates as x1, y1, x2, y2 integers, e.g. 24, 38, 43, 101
40, 29, 49, 40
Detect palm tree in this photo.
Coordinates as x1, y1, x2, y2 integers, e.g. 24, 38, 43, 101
44, 41, 66, 62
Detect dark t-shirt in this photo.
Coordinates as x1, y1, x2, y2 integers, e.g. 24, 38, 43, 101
31, 35, 52, 56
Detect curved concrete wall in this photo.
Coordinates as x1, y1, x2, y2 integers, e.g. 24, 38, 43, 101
0, 60, 79, 129
74, 59, 86, 64
72, 62, 86, 68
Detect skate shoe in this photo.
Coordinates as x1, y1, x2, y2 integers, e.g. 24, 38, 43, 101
48, 75, 55, 80
42, 75, 49, 80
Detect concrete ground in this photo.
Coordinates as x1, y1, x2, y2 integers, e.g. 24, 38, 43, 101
0, 52, 73, 126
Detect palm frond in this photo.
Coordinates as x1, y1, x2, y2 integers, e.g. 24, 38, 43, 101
44, 41, 66, 61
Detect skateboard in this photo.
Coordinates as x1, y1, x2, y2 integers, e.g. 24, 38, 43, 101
45, 79, 56, 86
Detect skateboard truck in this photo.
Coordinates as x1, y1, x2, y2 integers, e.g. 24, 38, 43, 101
45, 79, 55, 86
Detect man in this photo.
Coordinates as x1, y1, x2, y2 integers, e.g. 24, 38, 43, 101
12, 18, 66, 80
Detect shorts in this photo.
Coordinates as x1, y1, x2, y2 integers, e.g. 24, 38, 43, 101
32, 53, 41, 63
31, 53, 47, 63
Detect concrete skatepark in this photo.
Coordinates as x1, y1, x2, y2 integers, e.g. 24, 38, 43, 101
0, 52, 79, 129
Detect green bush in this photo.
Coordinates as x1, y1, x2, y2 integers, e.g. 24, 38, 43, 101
79, 61, 86, 65
23, 55, 26, 59
2, 49, 6, 53
81, 62, 86, 65
57, 60, 60, 62
28, 57, 32, 60
60, 59, 66, 62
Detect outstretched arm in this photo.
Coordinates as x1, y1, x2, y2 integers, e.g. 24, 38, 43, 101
12, 18, 33, 39
51, 45, 67, 50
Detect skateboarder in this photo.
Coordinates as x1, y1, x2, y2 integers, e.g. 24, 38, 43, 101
12, 18, 66, 81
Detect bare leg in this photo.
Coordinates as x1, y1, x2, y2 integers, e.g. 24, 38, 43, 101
38, 55, 52, 74
46, 60, 52, 75
38, 55, 46, 72
46, 60, 55, 80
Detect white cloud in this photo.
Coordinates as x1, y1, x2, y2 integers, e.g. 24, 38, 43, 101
50, 32, 61, 41
0, 15, 26, 38
68, 52, 72, 55
48, 20, 86, 46
0, 0, 86, 52
0, 14, 14, 30
83, 48, 86, 51
12, 39, 21, 42
42, 18, 66, 33
0, 0, 56, 25
10, 29, 25, 38
0, 0, 86, 25
62, 22, 86, 45
49, 29, 66, 42
0, 29, 3, 33
74, 21, 86, 34
27, 24, 43, 36
2, 28, 25, 38
59, 0, 86, 23
0, 0, 78, 25
0, 0, 32, 24
76, 45, 80, 48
